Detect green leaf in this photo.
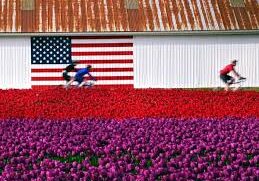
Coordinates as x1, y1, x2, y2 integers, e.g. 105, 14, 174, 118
131, 169, 137, 175
145, 159, 152, 168
3, 158, 9, 164
247, 154, 254, 160
89, 155, 99, 167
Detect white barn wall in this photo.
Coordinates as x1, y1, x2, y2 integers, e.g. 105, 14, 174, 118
134, 35, 259, 88
0, 37, 31, 89
0, 35, 258, 89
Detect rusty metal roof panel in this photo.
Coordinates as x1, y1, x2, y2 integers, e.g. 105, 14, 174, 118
0, 0, 258, 33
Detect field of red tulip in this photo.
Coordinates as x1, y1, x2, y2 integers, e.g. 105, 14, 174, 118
0, 88, 258, 180
0, 88, 258, 120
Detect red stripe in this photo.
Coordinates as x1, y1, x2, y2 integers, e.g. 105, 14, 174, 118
72, 43, 133, 48
31, 76, 134, 81
31, 68, 133, 73
77, 59, 133, 64
92, 68, 133, 72
71, 36, 133, 39
79, 59, 133, 64
32, 85, 134, 89
72, 51, 133, 56
32, 60, 132, 65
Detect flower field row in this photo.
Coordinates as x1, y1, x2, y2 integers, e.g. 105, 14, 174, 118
0, 88, 258, 119
0, 118, 258, 180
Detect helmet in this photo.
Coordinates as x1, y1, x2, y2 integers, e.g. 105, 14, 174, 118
231, 60, 238, 65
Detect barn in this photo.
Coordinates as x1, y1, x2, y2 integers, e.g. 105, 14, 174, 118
0, 0, 258, 89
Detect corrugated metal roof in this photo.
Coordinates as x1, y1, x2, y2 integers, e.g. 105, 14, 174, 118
0, 0, 258, 33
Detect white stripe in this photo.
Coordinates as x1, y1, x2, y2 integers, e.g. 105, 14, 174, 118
39, 3, 42, 31
168, 0, 178, 30
72, 55, 133, 60
31, 80, 134, 85
181, 0, 191, 30
188, 0, 198, 30
142, 0, 150, 31
72, 39, 133, 44
214, 1, 224, 29
52, 5, 56, 31
196, 0, 207, 30
90, 2, 95, 32
12, 1, 16, 32
155, 0, 164, 30
31, 63, 133, 69
208, 0, 219, 30
72, 47, 133, 52
31, 72, 134, 77
150, 0, 157, 30
103, 0, 109, 31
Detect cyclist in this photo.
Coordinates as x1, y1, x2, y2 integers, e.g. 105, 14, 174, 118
220, 60, 245, 91
66, 65, 96, 88
62, 61, 77, 85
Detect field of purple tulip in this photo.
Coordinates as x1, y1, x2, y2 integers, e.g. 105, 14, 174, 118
0, 118, 258, 180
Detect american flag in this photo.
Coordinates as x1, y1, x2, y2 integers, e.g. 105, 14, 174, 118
31, 36, 134, 88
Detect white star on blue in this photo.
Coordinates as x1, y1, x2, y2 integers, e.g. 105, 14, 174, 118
31, 37, 72, 64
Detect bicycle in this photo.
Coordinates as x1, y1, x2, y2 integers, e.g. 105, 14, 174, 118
213, 77, 246, 91
82, 80, 96, 88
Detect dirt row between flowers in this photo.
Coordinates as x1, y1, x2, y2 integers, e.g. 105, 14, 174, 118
0, 88, 258, 120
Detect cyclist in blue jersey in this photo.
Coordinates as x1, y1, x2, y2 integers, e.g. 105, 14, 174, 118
66, 65, 96, 88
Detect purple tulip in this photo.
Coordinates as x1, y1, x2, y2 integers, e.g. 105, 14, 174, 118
0, 118, 257, 180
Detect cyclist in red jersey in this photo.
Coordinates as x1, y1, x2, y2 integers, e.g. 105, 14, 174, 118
220, 60, 245, 91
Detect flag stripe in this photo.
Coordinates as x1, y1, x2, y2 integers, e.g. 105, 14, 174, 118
31, 68, 134, 73
71, 39, 133, 44
31, 64, 133, 69
32, 76, 134, 81
72, 36, 133, 39
32, 85, 134, 89
79, 59, 134, 64
72, 43, 133, 48
32, 72, 134, 77
33, 59, 134, 64
72, 47, 133, 52
78, 59, 133, 64
31, 80, 134, 85
72, 55, 133, 60
71, 51, 133, 56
